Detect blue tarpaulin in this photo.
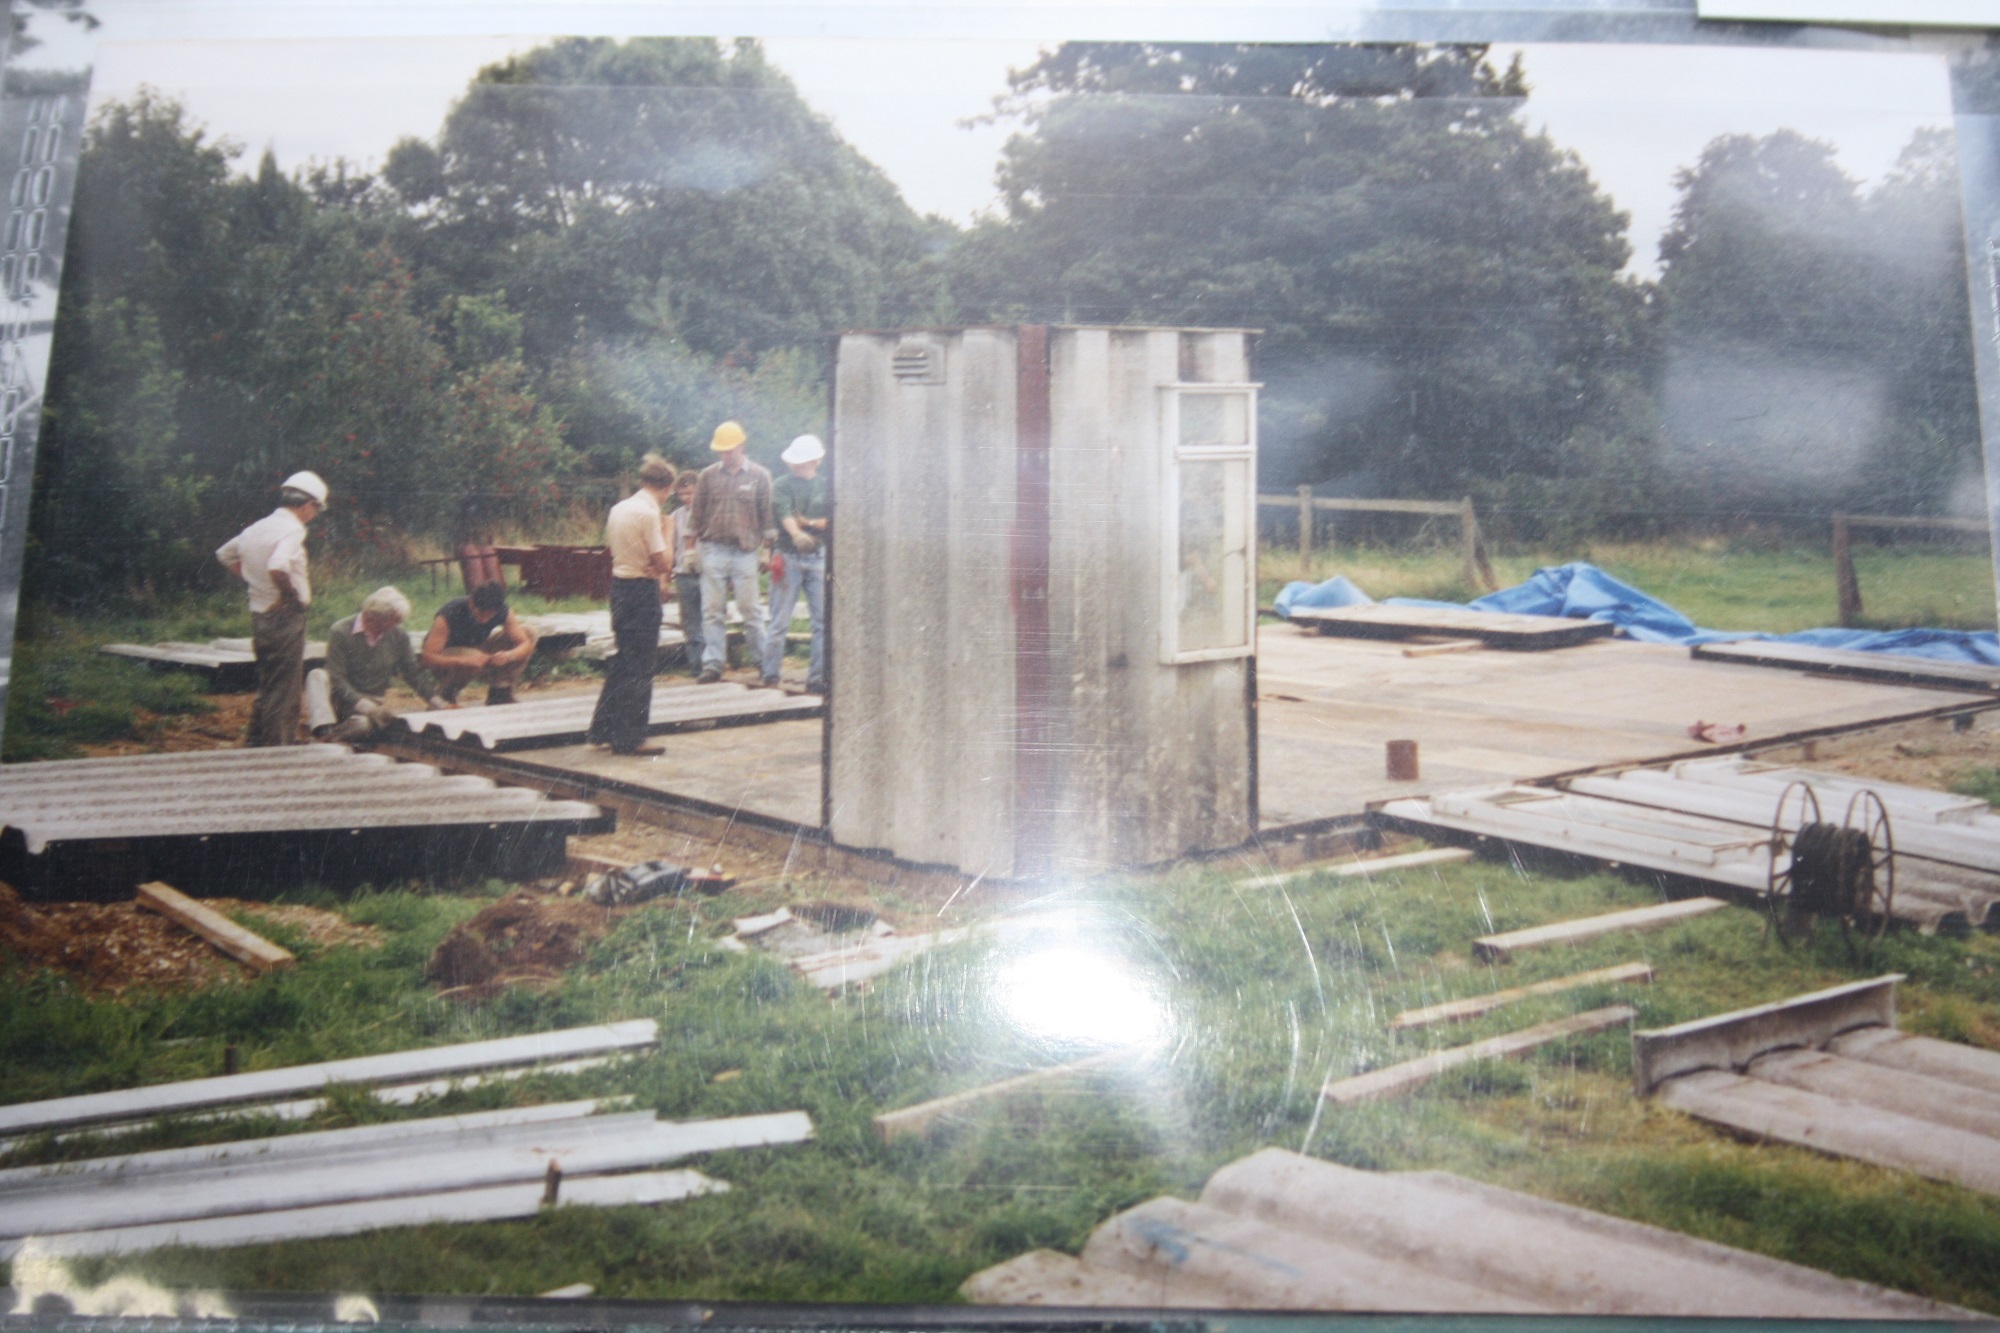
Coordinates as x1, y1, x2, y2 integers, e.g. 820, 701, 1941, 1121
1274, 561, 2000, 665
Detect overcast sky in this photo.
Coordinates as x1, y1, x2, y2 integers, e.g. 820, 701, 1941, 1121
87, 33, 1956, 278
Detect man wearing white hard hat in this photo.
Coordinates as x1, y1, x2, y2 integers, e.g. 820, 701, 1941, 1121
688, 420, 773, 684
216, 470, 327, 746
763, 433, 828, 693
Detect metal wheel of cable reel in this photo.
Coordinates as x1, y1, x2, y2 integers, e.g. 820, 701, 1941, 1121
1839, 789, 1895, 955
1765, 780, 1823, 947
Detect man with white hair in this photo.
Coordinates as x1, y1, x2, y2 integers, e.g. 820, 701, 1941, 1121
216, 470, 327, 746
306, 586, 451, 743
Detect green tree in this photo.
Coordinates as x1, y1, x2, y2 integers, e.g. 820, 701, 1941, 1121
949, 42, 1657, 524
382, 37, 937, 470
1655, 128, 1979, 519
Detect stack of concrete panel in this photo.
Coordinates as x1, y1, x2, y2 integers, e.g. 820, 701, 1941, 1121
1691, 640, 2000, 692
1568, 758, 2000, 931
0, 1095, 813, 1258
964, 1147, 1956, 1315
388, 682, 820, 751
1382, 780, 1998, 934
1637, 976, 2000, 1198
0, 747, 612, 895
102, 638, 333, 690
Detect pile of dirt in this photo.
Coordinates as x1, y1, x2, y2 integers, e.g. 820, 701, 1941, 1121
0, 884, 379, 993
425, 889, 613, 997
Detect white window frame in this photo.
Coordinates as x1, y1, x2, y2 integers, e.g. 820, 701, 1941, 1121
1159, 382, 1260, 665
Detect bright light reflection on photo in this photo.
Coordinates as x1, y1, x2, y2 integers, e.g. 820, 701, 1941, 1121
993, 940, 1168, 1051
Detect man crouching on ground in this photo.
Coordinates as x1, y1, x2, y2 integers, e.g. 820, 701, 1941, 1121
306, 586, 451, 742
420, 581, 539, 705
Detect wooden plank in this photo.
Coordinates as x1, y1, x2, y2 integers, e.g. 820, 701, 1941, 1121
1388, 963, 1655, 1031
1474, 898, 1729, 963
7, 1169, 726, 1260
874, 1050, 1134, 1143
1288, 604, 1614, 650
135, 882, 295, 973
1239, 847, 1473, 889
1321, 1005, 1635, 1104
1402, 638, 1483, 657
1657, 1068, 2000, 1197
0, 1018, 660, 1137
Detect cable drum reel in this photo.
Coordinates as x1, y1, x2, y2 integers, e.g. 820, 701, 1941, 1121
1765, 780, 1896, 953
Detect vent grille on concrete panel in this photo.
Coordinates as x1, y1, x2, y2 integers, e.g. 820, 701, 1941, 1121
891, 338, 943, 385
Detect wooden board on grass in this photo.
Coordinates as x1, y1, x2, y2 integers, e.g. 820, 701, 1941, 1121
1389, 962, 1654, 1031
1473, 897, 1729, 963
136, 881, 295, 973
1322, 1006, 1636, 1104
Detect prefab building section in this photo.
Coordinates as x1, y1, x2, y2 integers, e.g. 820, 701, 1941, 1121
830, 325, 1257, 878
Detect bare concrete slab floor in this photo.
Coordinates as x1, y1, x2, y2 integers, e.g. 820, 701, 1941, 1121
524, 718, 823, 828
496, 627, 1984, 841
1254, 625, 1986, 829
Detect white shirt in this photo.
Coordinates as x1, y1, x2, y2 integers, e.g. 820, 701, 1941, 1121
605, 488, 668, 580
216, 507, 310, 613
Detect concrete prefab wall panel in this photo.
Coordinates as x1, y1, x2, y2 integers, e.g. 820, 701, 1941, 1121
830, 326, 1255, 877
830, 329, 1019, 875
1046, 328, 1254, 870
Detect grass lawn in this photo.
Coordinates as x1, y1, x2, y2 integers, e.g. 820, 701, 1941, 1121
10, 857, 2000, 1309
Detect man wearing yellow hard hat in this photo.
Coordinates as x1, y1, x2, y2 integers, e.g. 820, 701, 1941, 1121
687, 420, 774, 684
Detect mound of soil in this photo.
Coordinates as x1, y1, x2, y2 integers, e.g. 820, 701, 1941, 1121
0, 883, 379, 993
425, 890, 613, 997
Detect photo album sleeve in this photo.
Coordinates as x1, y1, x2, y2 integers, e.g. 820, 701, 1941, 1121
7, 0, 2000, 1325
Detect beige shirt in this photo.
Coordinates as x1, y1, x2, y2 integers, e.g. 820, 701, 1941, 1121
605, 488, 668, 580
216, 507, 310, 613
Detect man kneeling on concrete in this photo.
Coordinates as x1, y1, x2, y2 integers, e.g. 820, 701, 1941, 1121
420, 581, 539, 705
307, 586, 450, 742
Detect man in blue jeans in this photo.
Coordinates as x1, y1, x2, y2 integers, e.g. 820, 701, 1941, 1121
689, 420, 772, 685
763, 433, 828, 693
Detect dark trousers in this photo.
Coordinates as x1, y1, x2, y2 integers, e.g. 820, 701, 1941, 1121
249, 603, 307, 747
675, 571, 704, 670
588, 577, 663, 751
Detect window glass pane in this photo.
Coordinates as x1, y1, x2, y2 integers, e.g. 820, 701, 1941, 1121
1179, 392, 1248, 450
1177, 456, 1250, 654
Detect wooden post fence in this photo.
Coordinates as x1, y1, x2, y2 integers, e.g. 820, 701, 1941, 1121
1262, 493, 1499, 593
1831, 512, 1989, 627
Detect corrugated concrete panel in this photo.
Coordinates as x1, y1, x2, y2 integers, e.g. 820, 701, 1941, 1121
389, 683, 818, 751
830, 329, 1018, 875
1640, 979, 2000, 1198
963, 1148, 1957, 1316
0, 748, 611, 894
1691, 639, 2000, 691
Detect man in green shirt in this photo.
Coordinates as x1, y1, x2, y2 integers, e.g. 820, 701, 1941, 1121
762, 434, 828, 693
306, 586, 450, 742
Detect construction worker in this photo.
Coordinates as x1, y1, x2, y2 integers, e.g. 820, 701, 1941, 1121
665, 470, 705, 673
763, 433, 828, 693
306, 586, 451, 742
588, 453, 678, 754
216, 470, 327, 746
419, 581, 539, 705
689, 420, 772, 684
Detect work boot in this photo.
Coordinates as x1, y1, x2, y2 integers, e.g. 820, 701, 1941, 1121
486, 686, 517, 706
328, 715, 373, 743
697, 667, 722, 685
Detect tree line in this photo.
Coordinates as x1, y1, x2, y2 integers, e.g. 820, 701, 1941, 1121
25, 37, 1981, 604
